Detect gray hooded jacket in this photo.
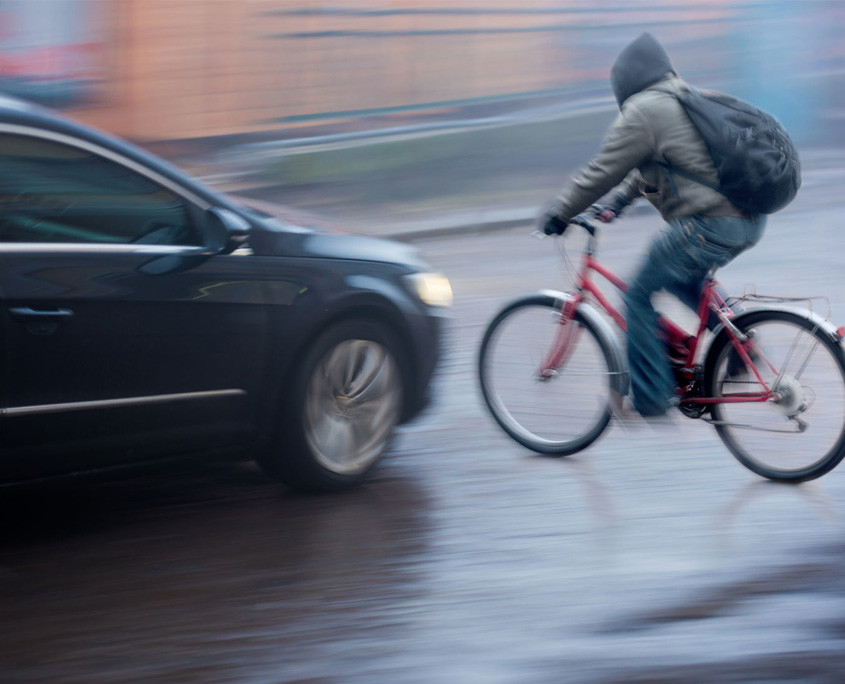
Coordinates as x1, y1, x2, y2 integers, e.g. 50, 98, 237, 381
554, 33, 741, 222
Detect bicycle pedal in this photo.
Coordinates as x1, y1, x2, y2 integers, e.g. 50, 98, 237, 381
678, 401, 709, 419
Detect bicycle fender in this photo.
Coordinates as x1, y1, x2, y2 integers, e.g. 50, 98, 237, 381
704, 305, 845, 381
538, 290, 630, 395
710, 305, 843, 346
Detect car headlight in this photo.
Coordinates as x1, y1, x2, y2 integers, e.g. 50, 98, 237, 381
406, 272, 453, 308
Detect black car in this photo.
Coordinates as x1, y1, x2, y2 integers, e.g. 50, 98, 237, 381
0, 94, 451, 492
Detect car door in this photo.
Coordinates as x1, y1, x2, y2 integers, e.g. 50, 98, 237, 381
0, 130, 269, 480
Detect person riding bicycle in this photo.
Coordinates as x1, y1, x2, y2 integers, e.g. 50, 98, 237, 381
540, 33, 766, 417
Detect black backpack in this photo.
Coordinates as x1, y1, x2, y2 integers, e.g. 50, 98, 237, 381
660, 88, 801, 214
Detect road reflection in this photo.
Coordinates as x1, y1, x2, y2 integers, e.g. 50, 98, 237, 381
547, 455, 621, 533
716, 478, 843, 545
1, 458, 434, 682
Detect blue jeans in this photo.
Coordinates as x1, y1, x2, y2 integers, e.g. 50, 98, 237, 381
624, 214, 767, 416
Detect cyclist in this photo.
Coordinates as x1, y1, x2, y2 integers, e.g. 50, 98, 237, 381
540, 33, 766, 417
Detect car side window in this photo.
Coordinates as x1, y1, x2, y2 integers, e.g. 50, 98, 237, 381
0, 133, 199, 245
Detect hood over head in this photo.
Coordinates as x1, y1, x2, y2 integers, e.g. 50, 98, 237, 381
610, 33, 676, 107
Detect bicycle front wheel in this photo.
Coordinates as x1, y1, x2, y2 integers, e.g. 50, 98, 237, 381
707, 310, 845, 482
479, 295, 617, 455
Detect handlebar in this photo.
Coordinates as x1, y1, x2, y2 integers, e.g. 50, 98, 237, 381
569, 214, 598, 236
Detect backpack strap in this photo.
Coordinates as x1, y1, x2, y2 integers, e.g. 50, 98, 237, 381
657, 160, 752, 212
655, 160, 722, 194
654, 89, 728, 199
657, 163, 680, 198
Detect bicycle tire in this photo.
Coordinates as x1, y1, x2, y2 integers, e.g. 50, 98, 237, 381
705, 309, 845, 482
478, 294, 617, 455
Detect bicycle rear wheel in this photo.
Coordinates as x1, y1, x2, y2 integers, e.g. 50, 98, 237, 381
478, 294, 617, 455
706, 310, 845, 482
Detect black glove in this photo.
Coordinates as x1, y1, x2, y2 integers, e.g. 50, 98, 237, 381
540, 211, 569, 236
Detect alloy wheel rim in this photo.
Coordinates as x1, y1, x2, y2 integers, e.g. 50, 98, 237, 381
304, 338, 401, 475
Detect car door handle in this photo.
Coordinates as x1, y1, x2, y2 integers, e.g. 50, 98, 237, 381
9, 307, 74, 320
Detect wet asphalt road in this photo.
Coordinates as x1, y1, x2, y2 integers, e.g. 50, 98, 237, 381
4, 166, 845, 682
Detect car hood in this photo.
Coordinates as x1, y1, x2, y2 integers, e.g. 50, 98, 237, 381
301, 232, 428, 271
247, 214, 429, 271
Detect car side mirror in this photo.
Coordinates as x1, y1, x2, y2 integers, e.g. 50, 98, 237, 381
204, 207, 251, 254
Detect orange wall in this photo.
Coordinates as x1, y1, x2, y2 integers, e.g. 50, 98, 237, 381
69, 0, 732, 142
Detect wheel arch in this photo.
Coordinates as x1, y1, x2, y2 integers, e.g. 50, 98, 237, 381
258, 297, 417, 492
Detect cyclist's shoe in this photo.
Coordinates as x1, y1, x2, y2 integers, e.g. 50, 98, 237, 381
726, 350, 745, 379
725, 333, 759, 382
678, 398, 709, 419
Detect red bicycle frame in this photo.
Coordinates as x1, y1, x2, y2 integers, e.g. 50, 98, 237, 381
540, 232, 778, 407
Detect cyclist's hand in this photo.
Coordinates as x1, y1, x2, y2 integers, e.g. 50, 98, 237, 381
590, 204, 617, 223
592, 192, 631, 223
540, 210, 569, 236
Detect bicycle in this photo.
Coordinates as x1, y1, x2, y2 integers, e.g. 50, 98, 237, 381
478, 214, 845, 482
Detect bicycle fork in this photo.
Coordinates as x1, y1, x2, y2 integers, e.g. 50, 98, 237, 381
537, 294, 583, 380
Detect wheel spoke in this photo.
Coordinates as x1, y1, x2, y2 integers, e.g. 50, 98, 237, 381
790, 334, 820, 383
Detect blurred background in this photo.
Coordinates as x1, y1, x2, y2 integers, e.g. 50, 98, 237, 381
3, 0, 843, 230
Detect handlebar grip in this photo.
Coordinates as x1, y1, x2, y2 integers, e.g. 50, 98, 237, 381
569, 214, 597, 236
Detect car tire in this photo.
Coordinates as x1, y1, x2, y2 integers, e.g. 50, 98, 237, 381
259, 318, 404, 492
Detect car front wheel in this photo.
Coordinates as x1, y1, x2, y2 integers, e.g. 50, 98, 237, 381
260, 319, 404, 492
